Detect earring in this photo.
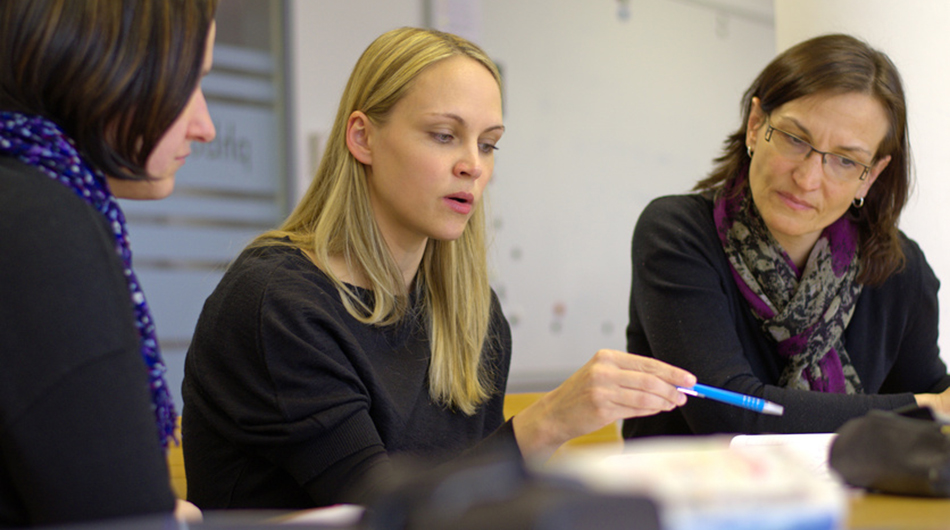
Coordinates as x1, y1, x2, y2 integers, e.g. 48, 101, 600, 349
747, 145, 753, 158
852, 197, 865, 209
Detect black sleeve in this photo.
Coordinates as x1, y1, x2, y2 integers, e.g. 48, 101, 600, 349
303, 419, 520, 506
0, 167, 175, 526
876, 237, 950, 395
626, 196, 918, 435
251, 278, 518, 507
183, 249, 517, 509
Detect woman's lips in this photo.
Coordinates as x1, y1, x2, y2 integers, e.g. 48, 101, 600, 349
778, 191, 813, 211
444, 192, 474, 215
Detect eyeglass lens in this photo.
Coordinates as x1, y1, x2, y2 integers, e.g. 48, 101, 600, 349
768, 127, 867, 181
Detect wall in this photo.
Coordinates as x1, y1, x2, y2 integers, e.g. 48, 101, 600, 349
286, 0, 776, 390
479, 0, 774, 387
286, 0, 423, 200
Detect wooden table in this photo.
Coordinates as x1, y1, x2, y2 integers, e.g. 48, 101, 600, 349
849, 493, 950, 529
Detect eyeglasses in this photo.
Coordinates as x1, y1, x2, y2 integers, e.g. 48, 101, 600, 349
764, 115, 872, 182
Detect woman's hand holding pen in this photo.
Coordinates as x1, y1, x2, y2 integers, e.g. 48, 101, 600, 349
915, 386, 950, 415
511, 349, 695, 461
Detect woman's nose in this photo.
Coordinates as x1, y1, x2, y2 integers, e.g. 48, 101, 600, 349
189, 89, 216, 143
453, 145, 483, 180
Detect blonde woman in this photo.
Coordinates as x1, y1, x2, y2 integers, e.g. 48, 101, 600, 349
182, 27, 694, 510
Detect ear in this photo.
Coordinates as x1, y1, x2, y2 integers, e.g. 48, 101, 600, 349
345, 111, 373, 165
746, 97, 767, 152
857, 154, 891, 197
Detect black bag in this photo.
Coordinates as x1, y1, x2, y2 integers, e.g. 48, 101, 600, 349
829, 406, 950, 497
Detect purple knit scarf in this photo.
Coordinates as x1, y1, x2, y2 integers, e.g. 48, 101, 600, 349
0, 112, 177, 446
713, 173, 864, 394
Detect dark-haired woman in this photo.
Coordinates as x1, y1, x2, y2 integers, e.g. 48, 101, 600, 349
0, 0, 217, 525
623, 33, 950, 439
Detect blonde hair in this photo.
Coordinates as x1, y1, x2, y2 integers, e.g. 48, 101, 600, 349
256, 27, 502, 415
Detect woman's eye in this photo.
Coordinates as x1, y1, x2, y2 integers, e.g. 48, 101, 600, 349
432, 133, 453, 143
479, 143, 498, 154
784, 132, 806, 147
835, 156, 857, 168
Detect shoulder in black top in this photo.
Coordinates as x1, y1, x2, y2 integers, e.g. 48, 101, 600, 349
624, 193, 950, 437
0, 157, 175, 526
182, 243, 515, 509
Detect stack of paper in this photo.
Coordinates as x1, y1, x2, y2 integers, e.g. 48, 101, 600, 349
730, 433, 839, 484
544, 435, 846, 530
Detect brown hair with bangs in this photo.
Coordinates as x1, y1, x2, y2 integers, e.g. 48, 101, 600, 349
0, 0, 219, 180
695, 34, 910, 285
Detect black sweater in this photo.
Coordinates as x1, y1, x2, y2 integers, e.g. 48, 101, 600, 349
182, 244, 515, 510
624, 193, 950, 438
0, 157, 175, 527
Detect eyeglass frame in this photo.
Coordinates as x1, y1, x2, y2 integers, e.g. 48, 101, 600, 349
763, 115, 873, 182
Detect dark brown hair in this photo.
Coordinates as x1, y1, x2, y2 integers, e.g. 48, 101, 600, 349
696, 34, 910, 285
0, 0, 219, 180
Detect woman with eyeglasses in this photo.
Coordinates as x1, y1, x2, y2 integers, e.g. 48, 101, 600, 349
623, 33, 950, 438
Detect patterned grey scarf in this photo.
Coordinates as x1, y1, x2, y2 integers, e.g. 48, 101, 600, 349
713, 178, 864, 394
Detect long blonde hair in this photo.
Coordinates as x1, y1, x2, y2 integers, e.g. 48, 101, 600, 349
257, 27, 502, 415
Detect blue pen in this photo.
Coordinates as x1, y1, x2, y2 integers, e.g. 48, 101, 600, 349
677, 383, 784, 416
